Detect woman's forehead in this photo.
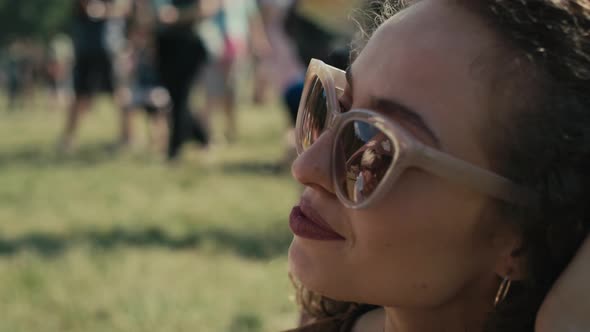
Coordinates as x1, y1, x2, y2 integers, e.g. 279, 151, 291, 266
349, 0, 501, 166
351, 0, 500, 105
364, 1, 495, 65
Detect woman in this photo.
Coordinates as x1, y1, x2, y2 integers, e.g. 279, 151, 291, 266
286, 1, 590, 331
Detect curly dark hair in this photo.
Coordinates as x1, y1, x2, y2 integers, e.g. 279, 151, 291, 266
471, 1, 590, 331
291, 1, 590, 331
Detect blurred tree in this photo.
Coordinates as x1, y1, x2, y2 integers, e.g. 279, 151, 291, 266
0, 0, 72, 45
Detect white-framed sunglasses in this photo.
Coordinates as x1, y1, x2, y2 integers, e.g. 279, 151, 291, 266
295, 59, 535, 209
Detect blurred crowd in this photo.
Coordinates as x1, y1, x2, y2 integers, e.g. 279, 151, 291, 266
1, 0, 377, 162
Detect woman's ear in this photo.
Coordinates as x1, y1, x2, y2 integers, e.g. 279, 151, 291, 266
493, 229, 527, 281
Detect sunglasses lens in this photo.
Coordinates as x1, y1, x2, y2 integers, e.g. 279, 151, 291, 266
299, 76, 329, 151
334, 120, 395, 205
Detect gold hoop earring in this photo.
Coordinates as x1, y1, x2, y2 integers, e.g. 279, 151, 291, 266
494, 276, 512, 306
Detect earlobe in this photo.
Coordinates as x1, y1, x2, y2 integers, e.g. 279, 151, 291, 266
508, 247, 528, 281
490, 227, 526, 280
490, 222, 528, 281
494, 244, 527, 281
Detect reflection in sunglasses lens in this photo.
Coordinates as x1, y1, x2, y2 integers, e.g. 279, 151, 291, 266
334, 120, 395, 205
301, 76, 328, 150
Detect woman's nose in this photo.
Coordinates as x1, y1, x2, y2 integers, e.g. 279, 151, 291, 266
291, 130, 336, 195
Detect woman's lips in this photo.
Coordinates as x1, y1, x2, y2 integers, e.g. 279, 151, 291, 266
289, 206, 345, 241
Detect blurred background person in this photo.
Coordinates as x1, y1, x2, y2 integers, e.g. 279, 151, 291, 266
254, 0, 361, 168
3, 40, 39, 111
57, 0, 131, 154
153, 0, 218, 161
253, 0, 304, 167
118, 0, 170, 152
4, 40, 28, 111
46, 33, 74, 110
198, 0, 270, 144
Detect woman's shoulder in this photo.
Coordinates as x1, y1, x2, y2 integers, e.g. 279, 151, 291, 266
350, 307, 384, 332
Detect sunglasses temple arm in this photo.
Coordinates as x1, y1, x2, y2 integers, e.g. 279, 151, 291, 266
414, 146, 536, 206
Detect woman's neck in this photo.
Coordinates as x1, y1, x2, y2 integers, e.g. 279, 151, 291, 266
382, 276, 498, 332
383, 303, 489, 332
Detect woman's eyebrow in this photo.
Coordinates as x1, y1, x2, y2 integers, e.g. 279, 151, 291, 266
346, 68, 441, 147
370, 97, 442, 148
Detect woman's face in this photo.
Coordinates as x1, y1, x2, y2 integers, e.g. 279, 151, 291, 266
289, 0, 520, 308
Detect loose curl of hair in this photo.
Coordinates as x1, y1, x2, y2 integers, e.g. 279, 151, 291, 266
291, 1, 590, 332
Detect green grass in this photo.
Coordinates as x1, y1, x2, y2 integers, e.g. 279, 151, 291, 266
0, 97, 300, 332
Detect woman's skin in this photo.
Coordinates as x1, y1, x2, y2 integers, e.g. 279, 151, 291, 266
289, 1, 526, 332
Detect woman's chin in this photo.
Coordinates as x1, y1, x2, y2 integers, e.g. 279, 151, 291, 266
288, 237, 340, 298
288, 237, 309, 280
288, 237, 325, 289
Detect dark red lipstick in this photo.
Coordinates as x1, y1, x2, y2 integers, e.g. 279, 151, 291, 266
289, 205, 345, 241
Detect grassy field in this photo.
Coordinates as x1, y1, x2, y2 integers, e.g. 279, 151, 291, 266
0, 97, 300, 332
